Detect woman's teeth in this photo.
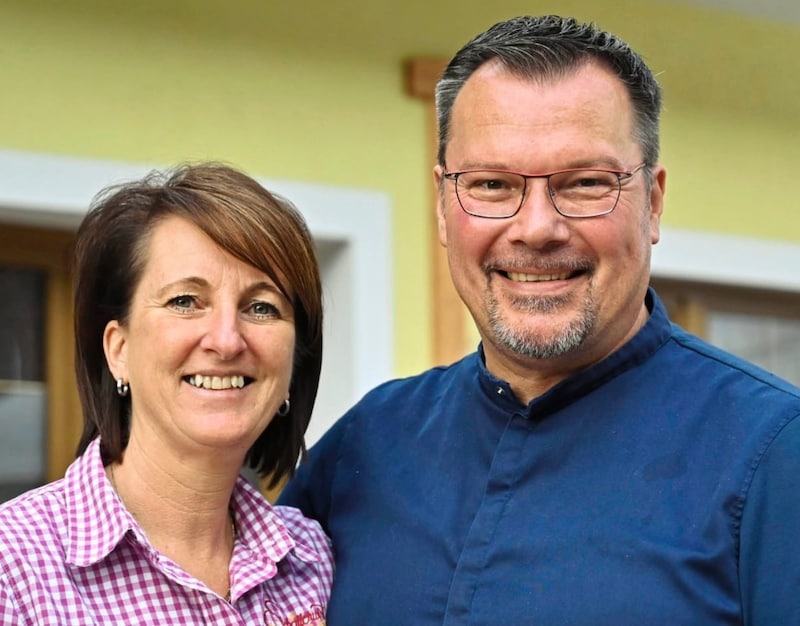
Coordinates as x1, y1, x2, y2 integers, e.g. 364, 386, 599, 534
186, 375, 246, 390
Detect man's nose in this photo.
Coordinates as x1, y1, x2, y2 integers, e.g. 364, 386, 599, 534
504, 179, 571, 247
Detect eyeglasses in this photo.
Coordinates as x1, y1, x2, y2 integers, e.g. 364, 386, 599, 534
442, 164, 648, 219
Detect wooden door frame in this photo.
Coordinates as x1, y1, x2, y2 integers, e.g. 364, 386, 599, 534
405, 56, 469, 366
0, 223, 80, 481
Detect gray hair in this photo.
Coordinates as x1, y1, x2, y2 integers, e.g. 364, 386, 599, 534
435, 15, 662, 168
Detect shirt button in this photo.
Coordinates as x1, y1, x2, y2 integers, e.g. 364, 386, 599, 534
496, 387, 505, 395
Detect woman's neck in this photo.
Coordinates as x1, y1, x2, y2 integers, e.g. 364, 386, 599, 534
107, 434, 241, 599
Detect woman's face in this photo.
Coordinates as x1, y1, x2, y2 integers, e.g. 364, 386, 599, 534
103, 215, 296, 461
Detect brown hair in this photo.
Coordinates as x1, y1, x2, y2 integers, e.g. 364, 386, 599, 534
73, 162, 323, 486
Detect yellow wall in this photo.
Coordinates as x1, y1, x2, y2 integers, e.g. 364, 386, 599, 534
1, 0, 798, 377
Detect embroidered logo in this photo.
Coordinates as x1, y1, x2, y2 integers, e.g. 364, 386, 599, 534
264, 601, 325, 626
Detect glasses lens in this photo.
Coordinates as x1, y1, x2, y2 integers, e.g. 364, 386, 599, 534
455, 171, 525, 218
549, 170, 621, 217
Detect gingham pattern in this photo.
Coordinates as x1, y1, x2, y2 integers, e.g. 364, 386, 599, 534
0, 438, 332, 625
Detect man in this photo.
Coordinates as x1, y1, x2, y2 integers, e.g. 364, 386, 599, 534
279, 15, 800, 624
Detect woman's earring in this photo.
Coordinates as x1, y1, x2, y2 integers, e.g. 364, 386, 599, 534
116, 378, 129, 397
277, 398, 290, 416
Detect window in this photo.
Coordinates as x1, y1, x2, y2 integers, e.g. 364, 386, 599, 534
0, 268, 47, 501
0, 223, 79, 503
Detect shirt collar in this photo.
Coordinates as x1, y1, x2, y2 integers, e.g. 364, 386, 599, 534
64, 437, 134, 567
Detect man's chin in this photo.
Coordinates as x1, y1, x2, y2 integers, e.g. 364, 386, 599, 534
488, 313, 592, 361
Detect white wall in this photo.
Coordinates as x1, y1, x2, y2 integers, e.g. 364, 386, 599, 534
652, 227, 800, 292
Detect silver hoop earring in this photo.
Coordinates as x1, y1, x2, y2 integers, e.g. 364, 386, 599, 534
116, 378, 129, 397
277, 398, 290, 416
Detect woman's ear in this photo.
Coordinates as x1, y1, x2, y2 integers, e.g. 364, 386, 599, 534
103, 320, 128, 381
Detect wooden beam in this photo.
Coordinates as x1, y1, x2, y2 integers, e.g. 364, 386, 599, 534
404, 57, 469, 366
404, 57, 448, 99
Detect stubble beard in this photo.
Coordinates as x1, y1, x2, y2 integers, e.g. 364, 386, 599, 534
487, 290, 597, 360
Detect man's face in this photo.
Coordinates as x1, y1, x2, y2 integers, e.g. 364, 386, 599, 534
435, 60, 665, 391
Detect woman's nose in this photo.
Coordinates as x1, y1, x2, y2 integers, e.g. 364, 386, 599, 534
200, 307, 247, 359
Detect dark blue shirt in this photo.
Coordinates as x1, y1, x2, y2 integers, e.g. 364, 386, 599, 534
280, 290, 800, 624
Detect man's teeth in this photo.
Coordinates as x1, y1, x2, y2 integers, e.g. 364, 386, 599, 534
507, 271, 571, 282
187, 375, 245, 390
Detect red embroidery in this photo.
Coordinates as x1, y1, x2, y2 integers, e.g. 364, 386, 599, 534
264, 602, 326, 625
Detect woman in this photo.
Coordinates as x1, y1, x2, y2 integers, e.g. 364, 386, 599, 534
0, 163, 332, 624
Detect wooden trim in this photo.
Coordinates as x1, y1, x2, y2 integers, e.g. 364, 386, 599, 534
45, 267, 81, 480
0, 224, 74, 270
404, 57, 447, 99
405, 57, 469, 365
667, 296, 708, 337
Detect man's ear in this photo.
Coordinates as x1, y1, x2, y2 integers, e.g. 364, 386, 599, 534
648, 165, 667, 245
433, 165, 448, 248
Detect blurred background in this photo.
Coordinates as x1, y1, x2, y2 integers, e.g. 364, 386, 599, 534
1, 0, 798, 501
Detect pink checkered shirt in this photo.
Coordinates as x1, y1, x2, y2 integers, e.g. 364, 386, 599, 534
0, 438, 332, 625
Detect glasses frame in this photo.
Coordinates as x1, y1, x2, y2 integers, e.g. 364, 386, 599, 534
442, 163, 648, 219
